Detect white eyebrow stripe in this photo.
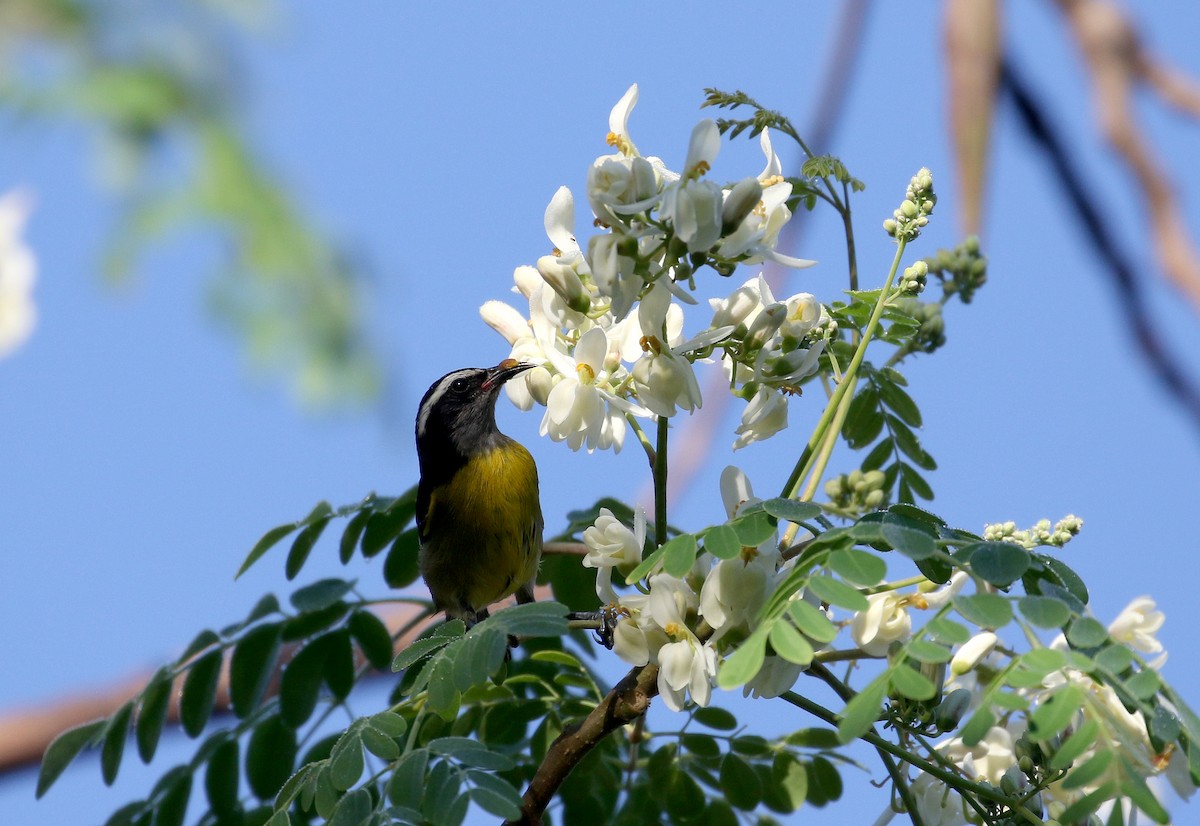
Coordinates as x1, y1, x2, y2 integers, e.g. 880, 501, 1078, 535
416, 368, 479, 438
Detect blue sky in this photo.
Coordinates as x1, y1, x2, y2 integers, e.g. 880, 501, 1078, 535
3, 2, 1199, 823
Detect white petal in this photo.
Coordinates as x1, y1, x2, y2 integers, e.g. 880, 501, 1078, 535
544, 186, 578, 254
574, 326, 609, 371
684, 119, 720, 175
610, 84, 639, 138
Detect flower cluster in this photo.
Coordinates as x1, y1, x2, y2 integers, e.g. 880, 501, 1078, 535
983, 514, 1084, 549
481, 84, 827, 452
0, 190, 36, 358
583, 467, 812, 709
878, 596, 1190, 825
882, 167, 936, 242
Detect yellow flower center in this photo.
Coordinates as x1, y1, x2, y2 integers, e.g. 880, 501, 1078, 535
576, 363, 596, 383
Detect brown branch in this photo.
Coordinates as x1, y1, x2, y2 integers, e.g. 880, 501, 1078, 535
511, 663, 659, 826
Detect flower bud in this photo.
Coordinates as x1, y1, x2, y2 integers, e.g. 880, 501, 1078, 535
933, 688, 972, 732
537, 255, 591, 314
722, 177, 763, 233
743, 303, 786, 352
951, 631, 998, 676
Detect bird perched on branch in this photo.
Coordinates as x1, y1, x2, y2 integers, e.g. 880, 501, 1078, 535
415, 359, 542, 625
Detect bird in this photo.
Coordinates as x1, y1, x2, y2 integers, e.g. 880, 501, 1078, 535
414, 359, 542, 626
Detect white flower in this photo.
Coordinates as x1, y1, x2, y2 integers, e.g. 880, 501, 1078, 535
541, 326, 638, 452
1107, 596, 1165, 661
941, 726, 1015, 785
780, 293, 822, 341
921, 571, 969, 609
732, 385, 789, 449
660, 178, 723, 253
951, 631, 998, 676
582, 507, 646, 602
742, 655, 803, 700
904, 774, 971, 826
709, 275, 773, 332
0, 190, 36, 358
850, 592, 912, 657
631, 347, 701, 418
607, 83, 640, 157
658, 637, 718, 711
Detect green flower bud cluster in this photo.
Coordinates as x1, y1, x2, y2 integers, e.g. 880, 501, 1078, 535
924, 235, 988, 304
882, 167, 936, 242
891, 297, 946, 355
899, 259, 928, 295
824, 469, 887, 515
984, 515, 1084, 550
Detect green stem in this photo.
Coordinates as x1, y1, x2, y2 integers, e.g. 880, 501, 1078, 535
654, 415, 669, 547
626, 412, 656, 467
781, 238, 908, 502
841, 180, 859, 292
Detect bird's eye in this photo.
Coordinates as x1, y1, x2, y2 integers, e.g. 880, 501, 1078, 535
450, 379, 469, 393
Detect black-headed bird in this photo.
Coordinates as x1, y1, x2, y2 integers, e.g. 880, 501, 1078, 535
414, 359, 541, 625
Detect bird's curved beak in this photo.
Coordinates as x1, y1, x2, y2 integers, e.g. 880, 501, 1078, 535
481, 359, 535, 392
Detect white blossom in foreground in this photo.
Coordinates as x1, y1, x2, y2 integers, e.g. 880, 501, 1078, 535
1107, 596, 1165, 663
850, 592, 913, 656
0, 191, 36, 358
582, 507, 645, 603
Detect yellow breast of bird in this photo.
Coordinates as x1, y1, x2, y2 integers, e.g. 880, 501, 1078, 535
422, 442, 542, 613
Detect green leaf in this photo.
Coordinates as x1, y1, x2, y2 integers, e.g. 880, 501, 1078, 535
205, 737, 240, 816
879, 513, 937, 560
388, 748, 429, 808
876, 377, 922, 427
624, 543, 666, 584
361, 723, 401, 761
37, 719, 105, 797
349, 609, 395, 670
828, 547, 886, 586
290, 578, 355, 612
804, 755, 844, 806
100, 701, 134, 786
806, 574, 869, 612
1118, 759, 1170, 823
237, 522, 302, 579
1050, 719, 1101, 771
842, 385, 883, 449
694, 706, 738, 731
385, 529, 421, 588
964, 541, 1031, 587
720, 753, 762, 810
328, 788, 372, 826
899, 464, 934, 501
763, 752, 808, 813
467, 771, 524, 820
180, 650, 223, 737
286, 516, 331, 581
1017, 647, 1068, 678
861, 437, 894, 472
733, 511, 776, 548
769, 621, 815, 666
788, 600, 837, 644
330, 734, 364, 791
953, 593, 1013, 628
246, 594, 282, 624
279, 637, 328, 728
717, 630, 766, 689
265, 809, 292, 826
136, 667, 172, 763
231, 622, 282, 718
1019, 595, 1072, 629
178, 629, 221, 665
246, 716, 297, 800
906, 638, 953, 664
662, 533, 698, 578
703, 524, 742, 560
323, 629, 356, 700
760, 498, 822, 524
1066, 616, 1109, 649
888, 664, 938, 701
960, 706, 996, 746
837, 672, 888, 743
1126, 668, 1162, 700
1030, 684, 1085, 740
887, 416, 936, 470
339, 508, 371, 564
281, 600, 350, 641
1062, 750, 1115, 791
665, 769, 705, 821
680, 732, 721, 759
428, 736, 516, 771
925, 616, 971, 645
362, 501, 415, 557
154, 768, 193, 826
392, 635, 454, 673
1095, 643, 1134, 674
487, 600, 569, 637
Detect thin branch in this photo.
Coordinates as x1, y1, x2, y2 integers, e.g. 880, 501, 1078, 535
511, 663, 659, 826
999, 56, 1200, 431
